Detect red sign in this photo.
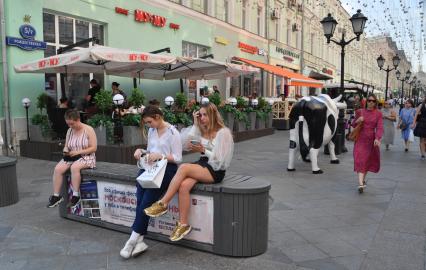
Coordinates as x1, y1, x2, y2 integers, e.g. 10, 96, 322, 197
238, 42, 258, 54
322, 68, 333, 75
128, 53, 149, 61
169, 23, 180, 30
115, 7, 129, 16
135, 9, 166, 27
283, 56, 294, 62
38, 57, 59, 68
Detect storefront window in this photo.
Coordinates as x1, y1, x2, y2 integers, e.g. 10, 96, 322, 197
192, 0, 205, 13
58, 16, 73, 45
76, 20, 89, 47
43, 13, 55, 43
43, 12, 104, 107
182, 41, 209, 57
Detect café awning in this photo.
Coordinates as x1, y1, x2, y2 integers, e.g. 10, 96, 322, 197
233, 57, 324, 88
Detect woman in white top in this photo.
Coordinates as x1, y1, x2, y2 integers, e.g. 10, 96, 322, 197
144, 103, 234, 242
120, 105, 182, 259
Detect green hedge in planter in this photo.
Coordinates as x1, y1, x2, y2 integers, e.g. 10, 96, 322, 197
127, 88, 145, 109
122, 114, 141, 127
31, 114, 51, 137
87, 114, 114, 143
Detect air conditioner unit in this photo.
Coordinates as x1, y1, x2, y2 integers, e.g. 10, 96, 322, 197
271, 8, 280, 20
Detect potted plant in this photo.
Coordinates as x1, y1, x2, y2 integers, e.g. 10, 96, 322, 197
221, 104, 235, 130
258, 97, 273, 128
87, 90, 113, 145
208, 92, 222, 107
233, 97, 249, 132
121, 88, 146, 145
175, 112, 193, 131
30, 93, 52, 141
244, 106, 256, 131
255, 110, 268, 129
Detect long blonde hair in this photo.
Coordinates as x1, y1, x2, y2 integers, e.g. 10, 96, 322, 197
197, 103, 225, 137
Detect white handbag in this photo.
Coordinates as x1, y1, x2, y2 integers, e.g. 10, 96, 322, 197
136, 157, 168, 188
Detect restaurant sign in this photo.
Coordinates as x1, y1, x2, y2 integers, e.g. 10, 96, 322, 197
269, 43, 300, 69
115, 6, 179, 30
322, 68, 333, 76
238, 42, 266, 56
6, 24, 46, 51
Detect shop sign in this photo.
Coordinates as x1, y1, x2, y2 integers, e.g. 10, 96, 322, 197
135, 9, 167, 27
115, 7, 129, 15
322, 68, 333, 75
6, 24, 46, 51
276, 46, 300, 59
215, 36, 229, 45
238, 41, 266, 56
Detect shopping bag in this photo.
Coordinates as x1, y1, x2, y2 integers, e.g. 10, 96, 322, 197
136, 158, 167, 188
408, 129, 415, 142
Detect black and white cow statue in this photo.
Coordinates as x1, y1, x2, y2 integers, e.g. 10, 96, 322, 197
287, 94, 345, 174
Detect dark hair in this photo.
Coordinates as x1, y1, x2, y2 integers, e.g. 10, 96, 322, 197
60, 97, 68, 103
148, 99, 161, 106
366, 94, 378, 108
64, 109, 80, 121
406, 99, 414, 107
112, 82, 120, 87
90, 79, 98, 84
141, 105, 163, 119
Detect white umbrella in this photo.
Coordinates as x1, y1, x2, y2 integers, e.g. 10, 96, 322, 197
14, 45, 177, 74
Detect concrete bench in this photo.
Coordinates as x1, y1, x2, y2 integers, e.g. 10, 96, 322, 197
59, 161, 270, 257
0, 156, 19, 207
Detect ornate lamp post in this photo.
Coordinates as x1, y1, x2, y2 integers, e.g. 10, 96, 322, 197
320, 9, 368, 154
113, 94, 125, 143
395, 69, 411, 101
21, 98, 31, 141
376, 54, 400, 100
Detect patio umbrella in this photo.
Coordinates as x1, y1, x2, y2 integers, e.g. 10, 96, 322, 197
109, 57, 260, 80
14, 45, 177, 74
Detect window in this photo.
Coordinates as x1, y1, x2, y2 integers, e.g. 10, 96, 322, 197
242, 1, 247, 29
287, 20, 291, 44
182, 41, 209, 58
43, 12, 104, 106
216, 0, 226, 21
192, 0, 205, 13
257, 9, 262, 35
310, 33, 315, 54
224, 0, 229, 22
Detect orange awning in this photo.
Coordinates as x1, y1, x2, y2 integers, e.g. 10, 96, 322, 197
233, 57, 324, 88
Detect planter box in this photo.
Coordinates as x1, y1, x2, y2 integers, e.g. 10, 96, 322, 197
224, 112, 235, 130
256, 118, 266, 130
122, 126, 146, 146
29, 125, 50, 142
266, 113, 273, 128
234, 120, 247, 132
94, 126, 108, 145
248, 112, 256, 131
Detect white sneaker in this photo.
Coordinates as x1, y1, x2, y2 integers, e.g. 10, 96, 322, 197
131, 240, 148, 257
120, 239, 136, 259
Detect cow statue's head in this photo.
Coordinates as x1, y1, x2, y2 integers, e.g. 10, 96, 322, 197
333, 95, 347, 110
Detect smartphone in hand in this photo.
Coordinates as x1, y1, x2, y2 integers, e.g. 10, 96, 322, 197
190, 140, 201, 146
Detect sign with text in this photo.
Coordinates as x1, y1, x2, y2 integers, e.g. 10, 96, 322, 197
269, 43, 300, 70
148, 194, 214, 244
6, 24, 46, 51
97, 181, 137, 227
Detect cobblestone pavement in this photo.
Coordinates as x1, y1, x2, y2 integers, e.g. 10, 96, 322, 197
0, 130, 425, 270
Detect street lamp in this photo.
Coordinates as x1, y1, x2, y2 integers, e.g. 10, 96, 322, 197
409, 76, 417, 99
164, 96, 174, 108
113, 94, 124, 143
251, 98, 258, 108
376, 54, 400, 100
201, 97, 210, 105
21, 98, 31, 141
228, 97, 237, 107
320, 9, 368, 154
395, 70, 411, 101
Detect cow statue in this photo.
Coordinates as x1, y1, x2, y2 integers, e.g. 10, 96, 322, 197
287, 94, 345, 174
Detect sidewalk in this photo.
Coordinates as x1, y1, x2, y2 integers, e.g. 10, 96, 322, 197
0, 130, 425, 270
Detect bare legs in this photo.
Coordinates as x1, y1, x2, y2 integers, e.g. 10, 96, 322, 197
159, 164, 214, 225
404, 139, 411, 151
52, 161, 89, 194
419, 138, 426, 157
357, 172, 367, 186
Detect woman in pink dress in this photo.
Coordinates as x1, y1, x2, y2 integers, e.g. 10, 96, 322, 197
352, 94, 383, 193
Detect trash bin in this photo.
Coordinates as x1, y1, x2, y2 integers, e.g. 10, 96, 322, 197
0, 156, 19, 207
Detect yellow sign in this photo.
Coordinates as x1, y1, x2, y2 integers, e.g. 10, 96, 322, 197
215, 36, 229, 45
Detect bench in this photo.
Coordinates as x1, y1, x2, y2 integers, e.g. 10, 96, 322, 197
0, 156, 19, 207
59, 161, 270, 257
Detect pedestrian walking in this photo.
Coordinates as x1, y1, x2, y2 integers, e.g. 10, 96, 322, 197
144, 103, 234, 242
352, 94, 383, 194
397, 99, 416, 152
382, 100, 397, 150
412, 97, 426, 159
120, 105, 182, 259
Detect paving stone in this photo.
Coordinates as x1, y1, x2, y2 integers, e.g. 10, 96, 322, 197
297, 258, 348, 270
332, 255, 365, 270
314, 239, 362, 257
279, 244, 329, 262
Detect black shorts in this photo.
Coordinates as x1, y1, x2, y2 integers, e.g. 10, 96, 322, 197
192, 157, 225, 183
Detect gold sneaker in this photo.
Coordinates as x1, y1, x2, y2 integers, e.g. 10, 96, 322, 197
144, 201, 168, 217
170, 221, 192, 242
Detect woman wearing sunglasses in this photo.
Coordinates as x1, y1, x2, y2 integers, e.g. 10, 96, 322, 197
352, 94, 383, 193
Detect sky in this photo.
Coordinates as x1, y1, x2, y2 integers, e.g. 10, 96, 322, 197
336, 0, 425, 73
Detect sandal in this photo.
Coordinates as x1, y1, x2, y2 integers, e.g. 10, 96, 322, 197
358, 185, 364, 194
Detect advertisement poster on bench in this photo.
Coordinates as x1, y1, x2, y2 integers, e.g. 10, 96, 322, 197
97, 181, 137, 227
148, 194, 214, 244
67, 178, 100, 219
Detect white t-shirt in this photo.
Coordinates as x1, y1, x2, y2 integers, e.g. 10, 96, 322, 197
147, 124, 182, 163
